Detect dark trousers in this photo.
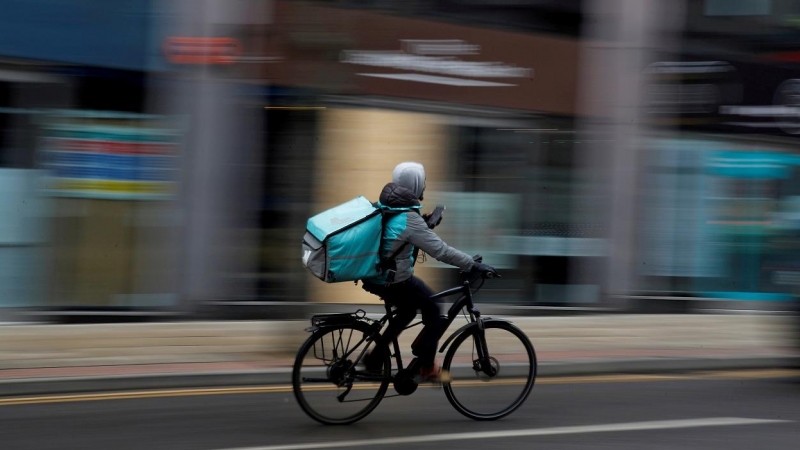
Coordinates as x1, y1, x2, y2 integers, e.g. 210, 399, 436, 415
362, 276, 441, 368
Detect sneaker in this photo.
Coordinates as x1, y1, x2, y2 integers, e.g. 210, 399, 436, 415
418, 364, 452, 384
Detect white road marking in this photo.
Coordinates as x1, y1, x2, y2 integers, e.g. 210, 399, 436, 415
218, 417, 789, 450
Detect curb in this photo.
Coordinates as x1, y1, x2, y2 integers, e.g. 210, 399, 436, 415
538, 356, 799, 377
1, 356, 797, 397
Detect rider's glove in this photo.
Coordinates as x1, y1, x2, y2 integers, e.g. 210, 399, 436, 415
471, 262, 500, 278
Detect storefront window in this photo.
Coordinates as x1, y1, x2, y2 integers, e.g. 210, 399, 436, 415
441, 121, 605, 305
638, 136, 800, 300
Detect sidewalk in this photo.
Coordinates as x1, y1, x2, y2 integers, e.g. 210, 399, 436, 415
1, 314, 797, 396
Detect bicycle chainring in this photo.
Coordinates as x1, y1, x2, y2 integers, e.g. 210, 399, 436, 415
393, 368, 419, 396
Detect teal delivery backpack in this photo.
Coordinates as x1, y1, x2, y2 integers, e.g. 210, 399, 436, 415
302, 196, 385, 283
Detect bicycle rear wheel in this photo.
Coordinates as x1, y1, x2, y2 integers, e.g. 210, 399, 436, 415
292, 322, 391, 425
442, 320, 536, 420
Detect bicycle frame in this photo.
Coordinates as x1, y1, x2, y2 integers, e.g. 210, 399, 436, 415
294, 271, 536, 424
379, 277, 491, 375
304, 276, 494, 385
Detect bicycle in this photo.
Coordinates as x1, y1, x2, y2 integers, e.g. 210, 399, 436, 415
292, 268, 537, 425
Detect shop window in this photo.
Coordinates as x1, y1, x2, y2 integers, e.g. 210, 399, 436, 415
705, 0, 771, 16
0, 83, 36, 170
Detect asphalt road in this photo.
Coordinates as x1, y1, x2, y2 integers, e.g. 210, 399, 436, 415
2, 371, 800, 450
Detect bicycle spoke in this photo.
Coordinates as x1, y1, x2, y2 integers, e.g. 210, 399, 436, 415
333, 329, 342, 361
293, 324, 392, 425
302, 377, 333, 383
334, 327, 354, 360
442, 322, 536, 421
311, 327, 369, 366
345, 327, 354, 355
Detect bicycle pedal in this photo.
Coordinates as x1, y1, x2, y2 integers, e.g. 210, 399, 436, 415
413, 376, 443, 387
414, 371, 452, 385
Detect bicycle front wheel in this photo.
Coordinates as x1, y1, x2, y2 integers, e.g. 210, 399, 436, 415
442, 320, 536, 420
292, 322, 391, 425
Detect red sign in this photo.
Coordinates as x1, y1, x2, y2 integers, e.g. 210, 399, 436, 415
163, 37, 242, 65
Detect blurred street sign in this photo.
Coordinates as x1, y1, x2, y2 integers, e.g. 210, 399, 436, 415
39, 112, 181, 201
262, 1, 577, 114
163, 37, 241, 65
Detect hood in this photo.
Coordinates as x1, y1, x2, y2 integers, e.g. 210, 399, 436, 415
392, 162, 426, 199
379, 183, 421, 209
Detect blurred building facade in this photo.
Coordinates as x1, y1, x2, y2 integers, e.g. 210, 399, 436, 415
0, 0, 169, 313
635, 0, 800, 303
3, 0, 800, 319
259, 1, 582, 307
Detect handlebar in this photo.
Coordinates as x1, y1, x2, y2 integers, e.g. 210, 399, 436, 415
464, 254, 499, 279
459, 267, 500, 280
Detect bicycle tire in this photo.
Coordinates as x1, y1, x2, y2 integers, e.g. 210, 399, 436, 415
442, 320, 536, 421
292, 322, 391, 425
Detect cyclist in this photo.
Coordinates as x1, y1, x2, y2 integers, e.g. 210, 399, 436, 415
361, 162, 499, 382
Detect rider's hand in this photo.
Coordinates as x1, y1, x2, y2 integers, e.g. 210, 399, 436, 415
471, 262, 500, 278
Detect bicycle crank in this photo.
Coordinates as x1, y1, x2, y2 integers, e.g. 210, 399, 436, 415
393, 368, 419, 395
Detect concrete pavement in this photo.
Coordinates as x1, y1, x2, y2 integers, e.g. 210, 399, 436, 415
0, 313, 797, 395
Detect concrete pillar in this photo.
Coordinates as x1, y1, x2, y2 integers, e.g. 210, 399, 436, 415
162, 0, 264, 311
573, 0, 686, 306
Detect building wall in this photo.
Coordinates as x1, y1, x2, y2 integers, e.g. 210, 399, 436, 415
0, 0, 155, 71
309, 107, 450, 304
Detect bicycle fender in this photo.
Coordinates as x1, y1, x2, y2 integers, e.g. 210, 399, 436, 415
438, 318, 512, 353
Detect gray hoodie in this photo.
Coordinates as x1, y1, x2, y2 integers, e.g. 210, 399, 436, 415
392, 162, 427, 199
365, 165, 474, 285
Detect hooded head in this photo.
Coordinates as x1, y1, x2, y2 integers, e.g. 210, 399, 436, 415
392, 162, 426, 200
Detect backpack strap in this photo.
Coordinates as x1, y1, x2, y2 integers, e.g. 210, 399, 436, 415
374, 202, 420, 275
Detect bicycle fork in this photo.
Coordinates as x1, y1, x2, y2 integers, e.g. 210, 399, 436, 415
472, 317, 498, 378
